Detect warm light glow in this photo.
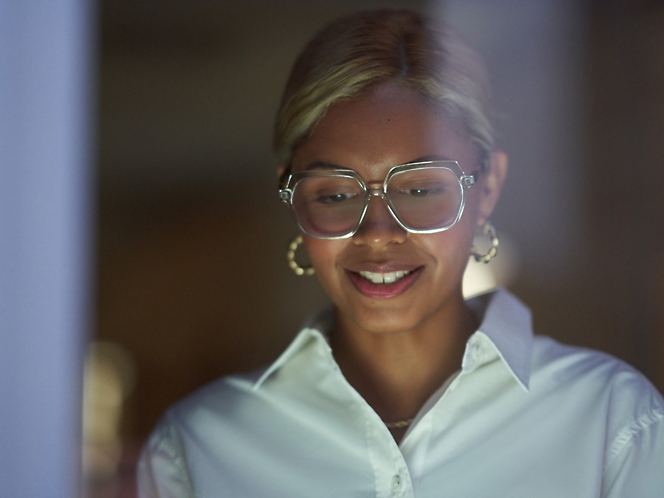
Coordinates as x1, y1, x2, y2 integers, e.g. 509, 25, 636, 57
463, 234, 520, 298
82, 342, 136, 486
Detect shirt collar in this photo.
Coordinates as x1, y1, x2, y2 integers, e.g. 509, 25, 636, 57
253, 288, 533, 391
252, 307, 334, 390
464, 288, 533, 391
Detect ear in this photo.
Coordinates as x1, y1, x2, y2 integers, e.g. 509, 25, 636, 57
476, 150, 508, 226
277, 164, 287, 179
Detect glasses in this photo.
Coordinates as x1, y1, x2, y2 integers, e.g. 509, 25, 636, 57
279, 160, 478, 239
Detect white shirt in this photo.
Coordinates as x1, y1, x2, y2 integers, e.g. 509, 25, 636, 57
138, 289, 664, 497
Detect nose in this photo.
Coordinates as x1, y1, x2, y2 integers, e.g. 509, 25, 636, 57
352, 193, 407, 248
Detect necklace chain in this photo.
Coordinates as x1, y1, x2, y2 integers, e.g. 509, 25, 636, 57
385, 418, 414, 430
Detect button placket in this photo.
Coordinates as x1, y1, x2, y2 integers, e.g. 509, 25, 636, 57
391, 473, 402, 494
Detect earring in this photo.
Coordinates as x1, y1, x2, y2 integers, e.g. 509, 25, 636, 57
287, 234, 315, 276
471, 221, 499, 264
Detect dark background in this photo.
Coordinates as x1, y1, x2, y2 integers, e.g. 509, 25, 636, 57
95, 0, 664, 463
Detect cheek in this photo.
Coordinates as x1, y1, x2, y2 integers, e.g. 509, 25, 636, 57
424, 229, 472, 265
303, 238, 343, 276
419, 210, 477, 271
303, 239, 351, 301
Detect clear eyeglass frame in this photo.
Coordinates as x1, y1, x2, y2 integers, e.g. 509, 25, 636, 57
278, 160, 479, 239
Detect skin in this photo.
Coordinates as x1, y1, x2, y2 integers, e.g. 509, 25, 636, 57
285, 81, 507, 442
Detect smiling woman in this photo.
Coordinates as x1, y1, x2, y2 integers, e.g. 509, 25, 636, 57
137, 9, 664, 498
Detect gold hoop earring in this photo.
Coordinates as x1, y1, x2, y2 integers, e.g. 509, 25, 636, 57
471, 221, 499, 264
287, 234, 315, 276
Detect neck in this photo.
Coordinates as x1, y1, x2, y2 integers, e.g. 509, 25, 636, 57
330, 291, 477, 436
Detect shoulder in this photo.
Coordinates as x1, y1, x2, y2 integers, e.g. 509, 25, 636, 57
142, 366, 264, 440
138, 367, 270, 490
143, 326, 333, 452
532, 336, 662, 398
532, 336, 663, 408
531, 336, 664, 456
161, 366, 269, 430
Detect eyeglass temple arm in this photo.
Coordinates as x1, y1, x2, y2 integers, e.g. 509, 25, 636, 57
465, 152, 491, 186
278, 168, 293, 202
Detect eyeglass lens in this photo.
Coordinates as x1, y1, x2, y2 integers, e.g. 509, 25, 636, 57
292, 167, 463, 237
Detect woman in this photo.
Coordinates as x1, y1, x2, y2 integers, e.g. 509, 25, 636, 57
138, 9, 664, 497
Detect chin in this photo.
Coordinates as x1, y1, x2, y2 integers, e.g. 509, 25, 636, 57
345, 306, 424, 336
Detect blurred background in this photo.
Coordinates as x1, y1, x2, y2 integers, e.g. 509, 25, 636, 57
85, 0, 664, 495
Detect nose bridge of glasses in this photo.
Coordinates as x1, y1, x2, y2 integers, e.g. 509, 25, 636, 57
364, 184, 392, 213
359, 183, 404, 231
366, 182, 386, 199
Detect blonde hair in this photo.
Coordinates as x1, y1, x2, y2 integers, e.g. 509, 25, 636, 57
273, 9, 495, 167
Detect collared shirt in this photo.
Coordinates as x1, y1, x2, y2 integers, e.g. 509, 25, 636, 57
138, 289, 664, 497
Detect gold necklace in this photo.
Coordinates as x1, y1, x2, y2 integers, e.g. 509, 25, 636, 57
385, 418, 414, 430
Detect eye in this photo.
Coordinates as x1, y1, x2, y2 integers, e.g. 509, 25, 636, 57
315, 192, 358, 204
399, 185, 446, 197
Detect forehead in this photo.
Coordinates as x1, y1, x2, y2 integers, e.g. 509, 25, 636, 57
291, 83, 478, 180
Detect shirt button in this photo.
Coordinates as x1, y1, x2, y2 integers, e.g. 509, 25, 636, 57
391, 474, 402, 493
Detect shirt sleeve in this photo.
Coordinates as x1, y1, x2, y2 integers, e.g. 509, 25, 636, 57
137, 419, 195, 498
602, 408, 664, 498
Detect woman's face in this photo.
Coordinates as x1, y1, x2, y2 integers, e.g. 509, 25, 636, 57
290, 82, 506, 336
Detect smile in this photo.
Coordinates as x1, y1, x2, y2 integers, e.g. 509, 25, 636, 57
358, 270, 411, 284
348, 267, 422, 299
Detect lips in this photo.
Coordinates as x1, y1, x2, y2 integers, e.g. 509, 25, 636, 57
347, 266, 422, 299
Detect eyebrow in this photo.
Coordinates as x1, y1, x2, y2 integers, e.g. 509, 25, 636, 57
304, 161, 344, 171
303, 155, 455, 172
411, 154, 455, 163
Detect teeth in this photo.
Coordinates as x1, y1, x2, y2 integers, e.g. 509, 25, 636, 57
358, 270, 410, 284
